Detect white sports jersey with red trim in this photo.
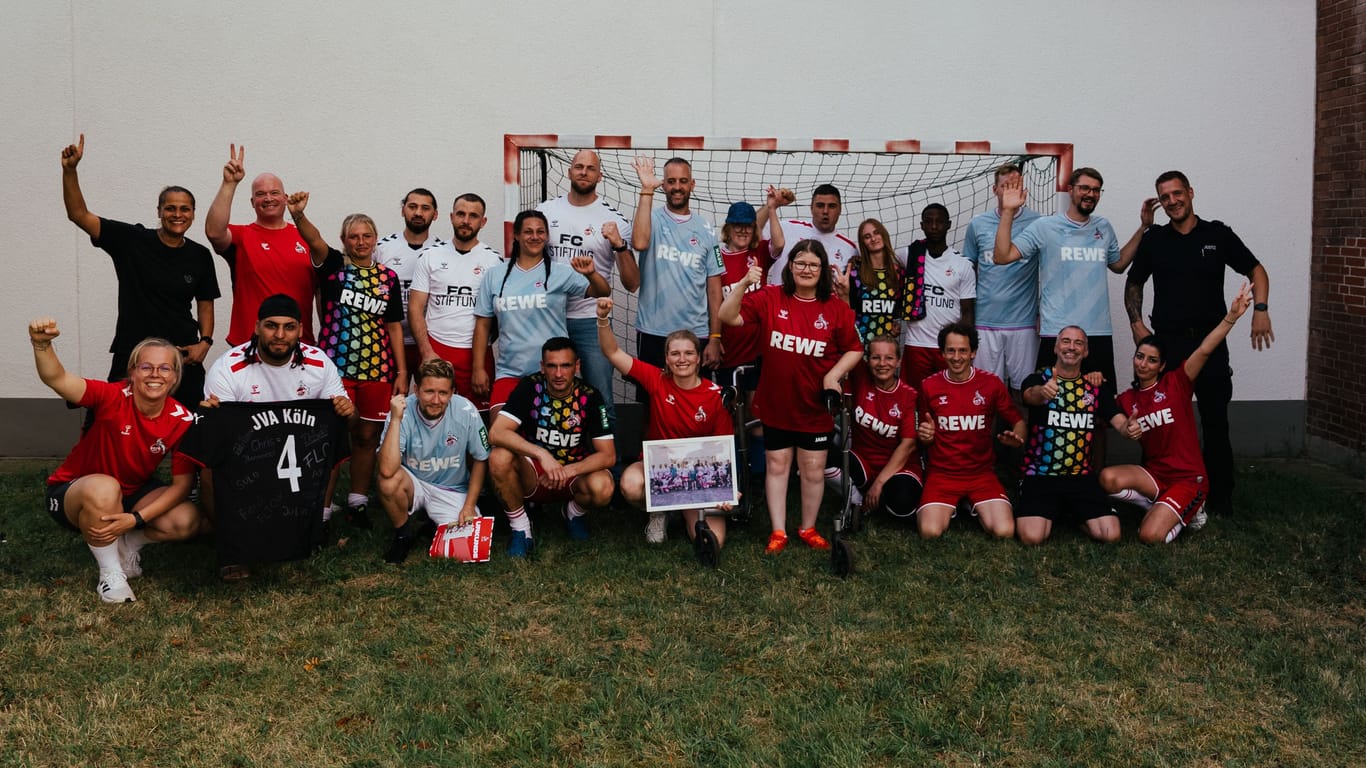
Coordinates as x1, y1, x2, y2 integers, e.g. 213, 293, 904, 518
917, 367, 1020, 475
538, 195, 633, 320
767, 219, 859, 285
375, 231, 447, 345
409, 242, 503, 347
848, 366, 919, 471
1117, 366, 1205, 480
204, 340, 347, 402
901, 248, 976, 349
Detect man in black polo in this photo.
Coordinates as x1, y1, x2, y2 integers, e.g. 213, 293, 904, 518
1121, 170, 1274, 518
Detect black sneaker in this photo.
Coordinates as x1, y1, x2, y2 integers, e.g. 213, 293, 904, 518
346, 503, 373, 529
383, 531, 417, 564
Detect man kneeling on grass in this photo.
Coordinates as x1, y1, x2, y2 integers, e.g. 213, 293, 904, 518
487, 337, 616, 558
376, 359, 490, 563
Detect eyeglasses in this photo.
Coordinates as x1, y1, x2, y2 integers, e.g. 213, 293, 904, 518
790, 261, 823, 272
1073, 184, 1103, 195
135, 364, 175, 376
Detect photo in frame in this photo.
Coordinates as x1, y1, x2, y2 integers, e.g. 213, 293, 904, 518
642, 436, 740, 513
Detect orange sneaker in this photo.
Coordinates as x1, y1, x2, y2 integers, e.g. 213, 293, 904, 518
765, 530, 788, 555
798, 527, 831, 550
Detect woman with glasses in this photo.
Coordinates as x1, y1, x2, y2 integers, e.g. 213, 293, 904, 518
30, 318, 206, 604
719, 240, 864, 555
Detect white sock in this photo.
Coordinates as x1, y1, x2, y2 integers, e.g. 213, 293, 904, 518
1164, 522, 1185, 544
322, 505, 334, 522
506, 506, 532, 534
122, 529, 150, 555
1109, 489, 1154, 507
849, 485, 864, 507
89, 541, 123, 574
347, 493, 368, 508
566, 500, 586, 519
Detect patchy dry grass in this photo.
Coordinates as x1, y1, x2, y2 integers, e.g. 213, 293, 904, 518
0, 461, 1362, 766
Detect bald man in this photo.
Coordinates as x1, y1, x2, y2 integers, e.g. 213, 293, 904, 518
536, 149, 638, 424
205, 144, 318, 346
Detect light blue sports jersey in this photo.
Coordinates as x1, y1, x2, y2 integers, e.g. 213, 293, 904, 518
963, 207, 1042, 329
474, 259, 589, 378
636, 208, 724, 336
382, 393, 491, 491
1012, 212, 1121, 336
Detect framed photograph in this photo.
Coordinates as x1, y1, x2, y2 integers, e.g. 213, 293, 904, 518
642, 436, 740, 513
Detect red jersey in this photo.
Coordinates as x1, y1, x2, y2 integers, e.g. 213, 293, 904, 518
848, 366, 919, 471
719, 242, 772, 366
741, 285, 862, 433
224, 223, 317, 345
47, 379, 196, 493
917, 367, 1020, 475
1117, 365, 1205, 480
629, 359, 732, 440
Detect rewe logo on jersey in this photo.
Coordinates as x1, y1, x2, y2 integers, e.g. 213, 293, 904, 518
938, 414, 986, 431
855, 406, 898, 438
496, 294, 549, 312
770, 332, 827, 357
1136, 408, 1174, 432
339, 288, 390, 315
1047, 410, 1094, 430
1060, 246, 1107, 262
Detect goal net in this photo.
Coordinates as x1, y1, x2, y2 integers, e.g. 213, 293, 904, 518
505, 135, 1071, 402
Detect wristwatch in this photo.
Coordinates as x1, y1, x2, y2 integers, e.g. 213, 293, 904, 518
1253, 303, 1268, 312
200, 335, 214, 346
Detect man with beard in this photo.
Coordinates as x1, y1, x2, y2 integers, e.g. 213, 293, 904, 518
376, 189, 447, 380
1120, 170, 1274, 519
993, 167, 1133, 385
204, 144, 317, 346
407, 193, 503, 408
538, 150, 636, 424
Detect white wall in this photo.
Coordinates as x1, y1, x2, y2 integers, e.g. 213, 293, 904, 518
0, 0, 1313, 401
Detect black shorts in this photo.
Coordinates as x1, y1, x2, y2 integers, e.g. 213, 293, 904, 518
46, 478, 164, 532
1036, 334, 1117, 389
1017, 475, 1112, 522
763, 424, 834, 452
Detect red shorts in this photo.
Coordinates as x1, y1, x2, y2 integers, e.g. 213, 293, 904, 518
918, 470, 1010, 514
902, 345, 946, 389
1143, 467, 1209, 525
343, 378, 392, 422
428, 338, 493, 410
490, 376, 523, 412
523, 456, 576, 504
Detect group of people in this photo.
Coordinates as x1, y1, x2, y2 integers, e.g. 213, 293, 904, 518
38, 136, 1275, 603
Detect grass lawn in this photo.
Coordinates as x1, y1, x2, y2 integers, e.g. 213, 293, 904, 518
0, 459, 1362, 767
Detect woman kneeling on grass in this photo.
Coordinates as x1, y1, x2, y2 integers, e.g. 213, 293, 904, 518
596, 298, 734, 546
31, 318, 206, 603
1100, 283, 1253, 544
720, 239, 864, 555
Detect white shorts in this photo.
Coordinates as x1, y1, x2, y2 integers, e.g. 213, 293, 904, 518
977, 327, 1038, 390
403, 466, 476, 526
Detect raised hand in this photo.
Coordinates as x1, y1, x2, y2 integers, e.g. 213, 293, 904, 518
1040, 374, 1059, 401
632, 155, 660, 192
287, 191, 309, 218
917, 414, 935, 443
60, 134, 85, 170
602, 221, 624, 249
223, 143, 245, 183
998, 175, 1026, 212
390, 394, 407, 415
1139, 196, 1159, 228
28, 317, 60, 345
570, 254, 597, 275
596, 297, 614, 319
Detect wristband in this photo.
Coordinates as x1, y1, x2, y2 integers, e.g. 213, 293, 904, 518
1253, 302, 1268, 312
639, 189, 655, 195
199, 336, 214, 346
130, 511, 147, 530
709, 333, 722, 339
613, 244, 631, 252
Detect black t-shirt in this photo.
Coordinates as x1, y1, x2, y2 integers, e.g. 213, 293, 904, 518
1128, 218, 1259, 333
93, 219, 220, 353
179, 400, 349, 564
501, 374, 612, 465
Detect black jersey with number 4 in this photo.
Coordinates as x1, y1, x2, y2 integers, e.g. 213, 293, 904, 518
179, 400, 350, 564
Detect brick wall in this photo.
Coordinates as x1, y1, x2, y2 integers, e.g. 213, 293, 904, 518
1308, 0, 1366, 454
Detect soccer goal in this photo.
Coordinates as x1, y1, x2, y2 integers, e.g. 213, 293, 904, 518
504, 134, 1072, 400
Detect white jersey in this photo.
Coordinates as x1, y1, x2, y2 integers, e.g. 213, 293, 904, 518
375, 231, 448, 344
409, 241, 504, 348
766, 219, 860, 285
538, 195, 633, 319
901, 248, 976, 348
205, 340, 348, 402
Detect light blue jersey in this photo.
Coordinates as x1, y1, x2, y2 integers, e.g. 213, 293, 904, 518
636, 208, 724, 336
1012, 212, 1121, 336
474, 259, 589, 378
963, 207, 1042, 329
382, 394, 491, 491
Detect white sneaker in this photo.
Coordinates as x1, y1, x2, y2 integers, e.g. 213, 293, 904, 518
848, 485, 864, 509
118, 536, 143, 579
645, 512, 667, 544
1188, 506, 1208, 531
98, 571, 137, 603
